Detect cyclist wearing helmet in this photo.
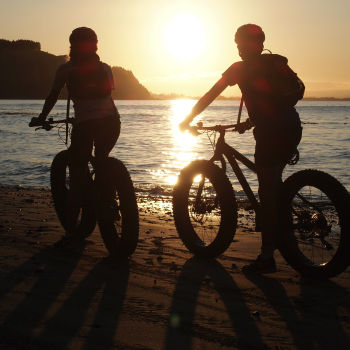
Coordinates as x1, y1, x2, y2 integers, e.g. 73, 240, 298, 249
180, 24, 303, 273
30, 27, 120, 243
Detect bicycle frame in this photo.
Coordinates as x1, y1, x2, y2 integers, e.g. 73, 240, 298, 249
203, 127, 325, 223
206, 127, 260, 216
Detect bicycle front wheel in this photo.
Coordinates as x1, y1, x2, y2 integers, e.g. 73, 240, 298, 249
50, 150, 96, 237
173, 160, 237, 258
279, 169, 350, 278
97, 157, 139, 259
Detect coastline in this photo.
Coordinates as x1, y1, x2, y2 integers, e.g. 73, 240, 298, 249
0, 184, 350, 349
1, 97, 350, 101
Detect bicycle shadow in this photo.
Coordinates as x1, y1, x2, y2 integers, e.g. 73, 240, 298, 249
0, 243, 86, 346
298, 277, 350, 350
1, 243, 130, 350
164, 257, 264, 349
243, 271, 350, 350
34, 257, 130, 350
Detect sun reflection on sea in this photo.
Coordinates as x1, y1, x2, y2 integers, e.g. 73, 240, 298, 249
158, 100, 199, 186
170, 99, 197, 147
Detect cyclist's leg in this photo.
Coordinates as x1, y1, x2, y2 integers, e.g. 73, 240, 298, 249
249, 125, 302, 270
257, 164, 284, 258
243, 153, 284, 272
241, 127, 284, 272
93, 115, 121, 219
66, 122, 93, 235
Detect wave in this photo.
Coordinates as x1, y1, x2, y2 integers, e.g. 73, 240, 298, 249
135, 184, 172, 196
121, 113, 167, 118
0, 129, 17, 135
0, 111, 37, 116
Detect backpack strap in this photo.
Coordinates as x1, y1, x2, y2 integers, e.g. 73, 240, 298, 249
237, 96, 244, 124
65, 95, 70, 145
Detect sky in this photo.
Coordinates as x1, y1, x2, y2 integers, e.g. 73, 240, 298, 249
1, 0, 350, 98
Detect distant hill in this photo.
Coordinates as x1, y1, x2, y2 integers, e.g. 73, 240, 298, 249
0, 39, 152, 100
112, 66, 151, 100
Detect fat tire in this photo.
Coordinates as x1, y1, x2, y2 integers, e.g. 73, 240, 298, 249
98, 158, 139, 259
50, 150, 96, 236
173, 160, 237, 258
279, 169, 350, 279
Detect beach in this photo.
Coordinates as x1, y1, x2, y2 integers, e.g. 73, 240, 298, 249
0, 185, 350, 350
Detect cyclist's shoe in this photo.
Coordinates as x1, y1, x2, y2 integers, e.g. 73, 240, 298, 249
242, 255, 277, 274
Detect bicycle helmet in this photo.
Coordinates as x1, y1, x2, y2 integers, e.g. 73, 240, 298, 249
69, 27, 98, 44
235, 24, 265, 45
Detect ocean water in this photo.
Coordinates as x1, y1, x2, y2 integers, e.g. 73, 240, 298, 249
0, 100, 349, 195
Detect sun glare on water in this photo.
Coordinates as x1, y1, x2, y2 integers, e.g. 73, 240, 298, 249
170, 99, 197, 147
148, 100, 201, 187
164, 13, 206, 61
160, 99, 201, 186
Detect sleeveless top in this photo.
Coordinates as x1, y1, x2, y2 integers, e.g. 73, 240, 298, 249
53, 61, 117, 123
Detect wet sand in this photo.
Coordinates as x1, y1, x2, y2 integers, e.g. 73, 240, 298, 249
0, 185, 350, 349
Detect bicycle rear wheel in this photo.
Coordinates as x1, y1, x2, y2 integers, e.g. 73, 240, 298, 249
97, 157, 139, 259
173, 160, 237, 258
50, 150, 96, 237
279, 169, 350, 278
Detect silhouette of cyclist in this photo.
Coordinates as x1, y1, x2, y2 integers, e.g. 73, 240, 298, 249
180, 24, 303, 273
30, 27, 120, 243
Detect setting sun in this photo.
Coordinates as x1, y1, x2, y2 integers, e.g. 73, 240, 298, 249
164, 13, 206, 61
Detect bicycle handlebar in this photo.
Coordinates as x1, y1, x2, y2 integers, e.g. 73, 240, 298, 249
194, 123, 238, 131
190, 120, 252, 134
45, 117, 75, 124
29, 117, 75, 131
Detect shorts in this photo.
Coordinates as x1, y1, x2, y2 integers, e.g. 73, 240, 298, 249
69, 113, 121, 166
254, 124, 302, 168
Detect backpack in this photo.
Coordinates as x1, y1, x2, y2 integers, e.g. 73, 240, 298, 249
264, 55, 305, 108
67, 62, 112, 99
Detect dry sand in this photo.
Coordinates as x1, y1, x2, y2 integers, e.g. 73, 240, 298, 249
0, 185, 350, 350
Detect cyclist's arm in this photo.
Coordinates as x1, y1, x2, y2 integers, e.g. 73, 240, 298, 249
180, 77, 228, 128
38, 65, 67, 122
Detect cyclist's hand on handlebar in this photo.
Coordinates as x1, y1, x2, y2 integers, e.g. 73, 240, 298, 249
29, 116, 45, 127
188, 126, 200, 136
29, 116, 53, 131
179, 113, 196, 132
179, 120, 200, 136
235, 118, 252, 134
179, 119, 190, 132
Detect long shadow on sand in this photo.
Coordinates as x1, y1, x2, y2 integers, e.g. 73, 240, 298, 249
0, 243, 86, 347
0, 243, 130, 349
299, 278, 350, 349
244, 272, 350, 350
35, 258, 130, 350
164, 257, 264, 349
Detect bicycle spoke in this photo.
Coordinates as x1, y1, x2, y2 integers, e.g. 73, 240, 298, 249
291, 185, 340, 266
188, 176, 222, 246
